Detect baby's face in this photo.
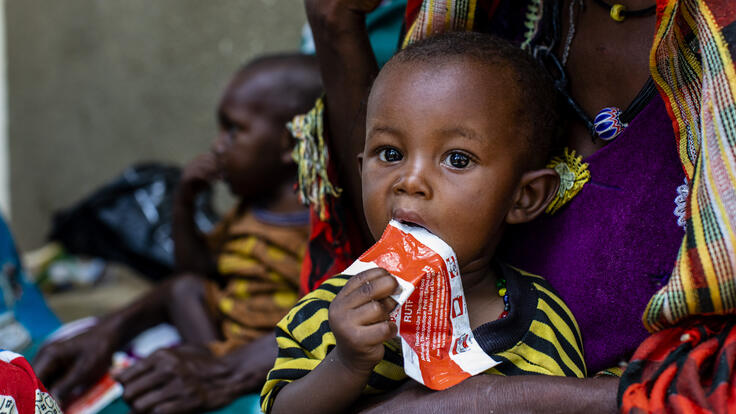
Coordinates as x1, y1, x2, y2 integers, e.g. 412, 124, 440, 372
362, 59, 527, 269
213, 71, 287, 199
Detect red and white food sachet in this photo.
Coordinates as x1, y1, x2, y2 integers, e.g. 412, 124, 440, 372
342, 220, 499, 390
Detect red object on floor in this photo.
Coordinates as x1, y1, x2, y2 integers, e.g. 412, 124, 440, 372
0, 350, 61, 413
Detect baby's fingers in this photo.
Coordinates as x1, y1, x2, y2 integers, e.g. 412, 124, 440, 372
378, 296, 398, 313
341, 269, 398, 306
352, 298, 396, 325
360, 321, 398, 345
341, 268, 390, 296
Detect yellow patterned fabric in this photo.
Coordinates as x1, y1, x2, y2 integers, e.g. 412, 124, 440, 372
205, 206, 309, 356
287, 97, 341, 222
260, 265, 586, 413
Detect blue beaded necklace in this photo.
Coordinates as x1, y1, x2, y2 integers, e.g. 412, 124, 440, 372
543, 1, 658, 142
591, 79, 657, 141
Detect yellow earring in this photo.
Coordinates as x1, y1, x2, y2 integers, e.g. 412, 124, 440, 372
610, 4, 627, 22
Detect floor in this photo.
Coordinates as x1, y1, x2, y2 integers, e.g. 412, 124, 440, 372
43, 263, 152, 323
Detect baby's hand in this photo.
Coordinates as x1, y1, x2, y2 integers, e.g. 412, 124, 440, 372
178, 153, 218, 202
329, 268, 398, 376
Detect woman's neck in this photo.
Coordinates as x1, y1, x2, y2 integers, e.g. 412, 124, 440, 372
560, 0, 655, 157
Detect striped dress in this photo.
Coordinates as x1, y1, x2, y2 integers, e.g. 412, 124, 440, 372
204, 205, 309, 356
260, 263, 586, 413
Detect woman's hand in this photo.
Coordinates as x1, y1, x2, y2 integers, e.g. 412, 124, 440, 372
33, 323, 119, 405
305, 0, 383, 27
329, 268, 398, 376
116, 335, 277, 414
116, 346, 229, 414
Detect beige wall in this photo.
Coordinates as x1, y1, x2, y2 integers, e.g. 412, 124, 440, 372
6, 0, 306, 250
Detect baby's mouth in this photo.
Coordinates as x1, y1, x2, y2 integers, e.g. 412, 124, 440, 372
398, 220, 426, 230
392, 209, 430, 232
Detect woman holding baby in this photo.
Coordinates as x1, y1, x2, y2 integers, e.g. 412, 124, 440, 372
295, 0, 736, 412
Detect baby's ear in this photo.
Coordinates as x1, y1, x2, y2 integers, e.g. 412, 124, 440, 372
357, 153, 364, 177
505, 168, 559, 224
280, 129, 295, 165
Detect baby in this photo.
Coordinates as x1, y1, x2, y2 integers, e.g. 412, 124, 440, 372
261, 32, 585, 414
34, 54, 321, 412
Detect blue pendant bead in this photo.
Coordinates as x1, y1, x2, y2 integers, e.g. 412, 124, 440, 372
593, 106, 627, 141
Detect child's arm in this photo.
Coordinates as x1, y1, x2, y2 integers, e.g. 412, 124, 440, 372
267, 268, 398, 414
172, 152, 219, 275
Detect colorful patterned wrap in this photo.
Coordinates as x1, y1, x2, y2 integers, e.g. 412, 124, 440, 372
618, 317, 736, 413
620, 0, 736, 410
402, 0, 480, 47
641, 0, 736, 332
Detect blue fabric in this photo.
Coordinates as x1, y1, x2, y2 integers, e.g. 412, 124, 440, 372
15, 278, 61, 346
97, 399, 129, 414
99, 394, 262, 414
207, 394, 262, 414
0, 215, 61, 358
365, 0, 407, 67
300, 0, 407, 68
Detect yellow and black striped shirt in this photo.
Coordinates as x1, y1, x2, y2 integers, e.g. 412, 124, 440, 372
260, 263, 586, 413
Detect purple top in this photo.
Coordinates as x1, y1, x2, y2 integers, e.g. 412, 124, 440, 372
504, 94, 684, 374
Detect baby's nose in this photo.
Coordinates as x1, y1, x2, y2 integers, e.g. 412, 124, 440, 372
393, 166, 432, 198
212, 134, 227, 155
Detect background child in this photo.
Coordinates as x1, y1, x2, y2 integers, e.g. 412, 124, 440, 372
166, 52, 322, 355
33, 53, 322, 413
261, 33, 584, 414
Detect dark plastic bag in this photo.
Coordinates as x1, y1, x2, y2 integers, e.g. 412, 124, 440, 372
49, 163, 218, 280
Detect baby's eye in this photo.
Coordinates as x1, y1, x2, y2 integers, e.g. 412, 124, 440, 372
221, 124, 240, 141
378, 147, 403, 162
443, 152, 471, 169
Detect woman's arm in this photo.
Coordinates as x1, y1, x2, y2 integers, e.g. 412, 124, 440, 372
304, 0, 382, 246
356, 375, 619, 414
